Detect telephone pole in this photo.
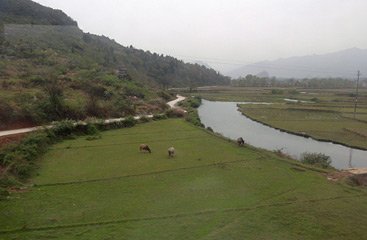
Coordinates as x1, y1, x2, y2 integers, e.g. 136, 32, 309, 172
353, 70, 360, 119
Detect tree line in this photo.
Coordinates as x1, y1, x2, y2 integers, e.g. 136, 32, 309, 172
231, 74, 366, 89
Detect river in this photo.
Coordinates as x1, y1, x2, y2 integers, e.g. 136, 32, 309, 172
198, 99, 367, 169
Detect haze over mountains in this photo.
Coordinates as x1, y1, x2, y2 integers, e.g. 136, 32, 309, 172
227, 48, 367, 79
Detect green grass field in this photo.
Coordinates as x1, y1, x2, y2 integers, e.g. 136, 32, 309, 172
1, 119, 367, 239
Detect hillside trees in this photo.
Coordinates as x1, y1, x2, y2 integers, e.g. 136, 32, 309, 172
231, 74, 363, 89
0, 0, 77, 26
0, 0, 230, 128
43, 79, 65, 119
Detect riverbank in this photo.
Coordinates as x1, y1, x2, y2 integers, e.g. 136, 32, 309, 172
1, 119, 367, 239
238, 104, 367, 150
197, 100, 367, 169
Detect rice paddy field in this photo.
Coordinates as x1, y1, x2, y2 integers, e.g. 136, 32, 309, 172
1, 119, 367, 239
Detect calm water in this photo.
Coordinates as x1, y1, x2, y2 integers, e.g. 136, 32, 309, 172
198, 100, 367, 169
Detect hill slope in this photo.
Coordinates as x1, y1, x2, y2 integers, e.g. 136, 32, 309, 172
228, 48, 367, 79
0, 0, 77, 26
0, 0, 230, 129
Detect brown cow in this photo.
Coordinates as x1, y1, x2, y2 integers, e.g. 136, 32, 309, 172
139, 144, 151, 153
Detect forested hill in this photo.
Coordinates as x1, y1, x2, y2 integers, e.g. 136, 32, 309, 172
0, 0, 229, 129
0, 0, 77, 26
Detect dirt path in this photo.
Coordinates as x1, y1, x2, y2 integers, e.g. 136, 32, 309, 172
0, 95, 186, 138
167, 95, 186, 108
0, 126, 42, 137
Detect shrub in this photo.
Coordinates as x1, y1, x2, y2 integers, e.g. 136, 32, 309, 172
176, 97, 203, 127
121, 116, 137, 128
138, 116, 151, 123
0, 132, 51, 180
49, 120, 76, 138
273, 148, 291, 158
124, 84, 145, 99
300, 152, 331, 168
148, 99, 169, 111
113, 97, 135, 116
11, 160, 34, 180
86, 124, 99, 135
271, 89, 284, 95
152, 114, 168, 121
84, 123, 101, 140
158, 91, 174, 101
178, 96, 201, 109
0, 187, 10, 200
185, 110, 204, 127
288, 89, 299, 95
0, 174, 20, 189
0, 100, 16, 124
21, 133, 50, 155
166, 108, 186, 118
188, 97, 201, 108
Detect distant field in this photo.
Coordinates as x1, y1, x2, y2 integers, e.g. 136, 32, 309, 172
1, 119, 367, 239
191, 87, 367, 104
191, 87, 367, 149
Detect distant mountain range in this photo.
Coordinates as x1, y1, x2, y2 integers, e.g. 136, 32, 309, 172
227, 48, 367, 79
191, 60, 212, 69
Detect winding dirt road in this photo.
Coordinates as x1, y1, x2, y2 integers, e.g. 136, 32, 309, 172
0, 95, 186, 137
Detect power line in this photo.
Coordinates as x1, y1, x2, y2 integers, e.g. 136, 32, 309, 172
353, 70, 361, 118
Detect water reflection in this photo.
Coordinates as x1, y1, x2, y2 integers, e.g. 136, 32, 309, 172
198, 100, 367, 169
349, 148, 353, 168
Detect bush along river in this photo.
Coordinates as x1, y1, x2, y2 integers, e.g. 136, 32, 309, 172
198, 99, 367, 169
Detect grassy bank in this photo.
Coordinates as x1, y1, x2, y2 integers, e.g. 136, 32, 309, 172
238, 103, 367, 150
1, 119, 367, 239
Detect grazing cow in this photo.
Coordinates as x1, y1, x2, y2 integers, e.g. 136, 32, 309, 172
139, 144, 151, 153
237, 137, 245, 146
168, 147, 175, 158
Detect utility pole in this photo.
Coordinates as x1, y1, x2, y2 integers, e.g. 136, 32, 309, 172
353, 70, 361, 119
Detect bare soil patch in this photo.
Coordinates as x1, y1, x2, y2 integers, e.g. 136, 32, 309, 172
0, 121, 35, 131
0, 133, 26, 148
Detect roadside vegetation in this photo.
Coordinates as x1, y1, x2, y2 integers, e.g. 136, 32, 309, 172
1, 119, 367, 239
0, 117, 145, 197
301, 152, 332, 169
177, 96, 203, 127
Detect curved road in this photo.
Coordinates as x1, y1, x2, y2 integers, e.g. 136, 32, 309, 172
167, 95, 186, 108
0, 95, 186, 137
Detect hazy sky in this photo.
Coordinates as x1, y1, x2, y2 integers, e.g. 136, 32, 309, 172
34, 0, 367, 72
